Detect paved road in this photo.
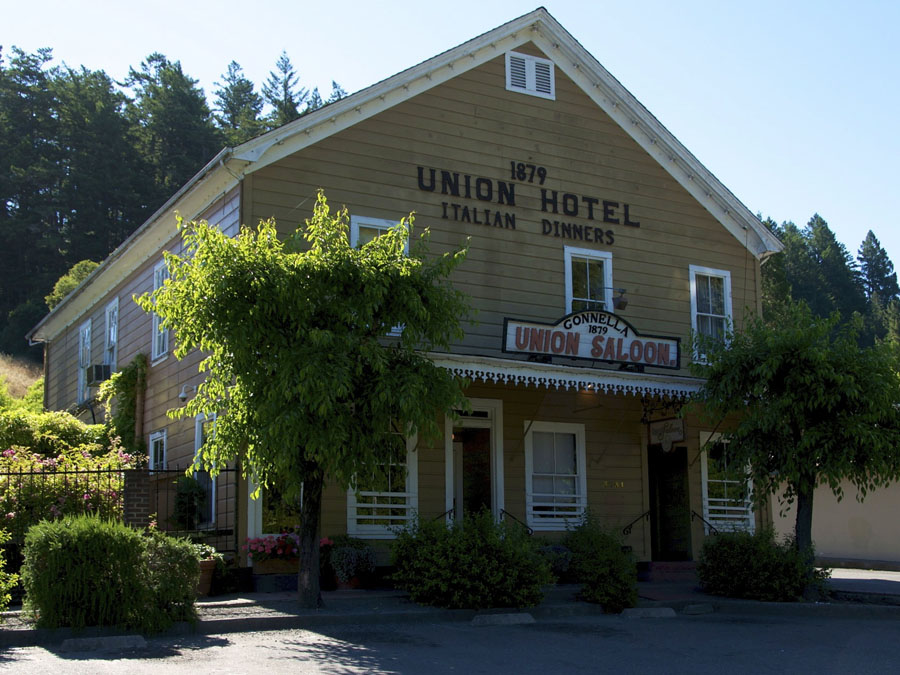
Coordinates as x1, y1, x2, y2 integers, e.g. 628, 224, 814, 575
3, 612, 900, 674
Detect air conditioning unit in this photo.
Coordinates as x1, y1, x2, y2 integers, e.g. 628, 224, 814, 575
85, 364, 111, 386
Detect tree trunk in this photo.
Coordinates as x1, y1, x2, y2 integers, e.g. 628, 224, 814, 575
297, 472, 324, 609
794, 477, 815, 554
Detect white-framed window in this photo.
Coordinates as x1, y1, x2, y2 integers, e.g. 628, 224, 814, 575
347, 434, 418, 539
149, 429, 167, 473
350, 215, 407, 337
700, 432, 754, 534
77, 319, 91, 404
564, 246, 613, 313
193, 413, 217, 529
505, 51, 555, 100
104, 297, 118, 371
524, 421, 587, 530
151, 261, 169, 363
689, 265, 732, 353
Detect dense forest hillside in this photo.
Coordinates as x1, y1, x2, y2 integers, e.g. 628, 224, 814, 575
0, 47, 344, 361
1, 46, 897, 362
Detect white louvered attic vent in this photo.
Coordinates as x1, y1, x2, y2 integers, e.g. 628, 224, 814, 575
505, 51, 555, 100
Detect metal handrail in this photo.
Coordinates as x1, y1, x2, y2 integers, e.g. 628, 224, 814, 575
433, 507, 455, 521
499, 508, 534, 535
622, 510, 650, 536
691, 509, 720, 535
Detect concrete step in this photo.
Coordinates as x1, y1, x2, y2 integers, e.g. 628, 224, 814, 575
641, 561, 698, 583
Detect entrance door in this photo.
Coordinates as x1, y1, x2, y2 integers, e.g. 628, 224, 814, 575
445, 398, 503, 521
453, 427, 492, 516
648, 444, 692, 561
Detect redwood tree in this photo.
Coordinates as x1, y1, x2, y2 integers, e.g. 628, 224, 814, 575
138, 192, 469, 607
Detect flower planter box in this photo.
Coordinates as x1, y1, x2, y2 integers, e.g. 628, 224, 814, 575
253, 558, 300, 575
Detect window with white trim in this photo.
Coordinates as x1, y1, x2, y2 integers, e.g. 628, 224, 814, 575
347, 434, 418, 539
149, 429, 167, 472
524, 421, 587, 530
77, 319, 91, 403
700, 432, 754, 533
193, 413, 217, 529
689, 265, 732, 349
104, 298, 118, 371
505, 51, 555, 100
151, 261, 169, 362
565, 247, 613, 313
350, 215, 407, 337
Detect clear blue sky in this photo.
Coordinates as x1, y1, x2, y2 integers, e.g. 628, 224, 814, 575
4, 0, 898, 266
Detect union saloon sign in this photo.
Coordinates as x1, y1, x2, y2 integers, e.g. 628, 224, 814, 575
503, 310, 681, 370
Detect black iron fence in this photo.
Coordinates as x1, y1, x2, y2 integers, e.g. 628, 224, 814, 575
0, 466, 238, 574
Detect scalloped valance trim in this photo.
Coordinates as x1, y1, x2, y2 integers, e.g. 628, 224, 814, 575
429, 353, 702, 399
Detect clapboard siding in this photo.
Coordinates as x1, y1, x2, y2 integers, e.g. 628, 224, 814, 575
249, 47, 757, 375
45, 188, 240, 456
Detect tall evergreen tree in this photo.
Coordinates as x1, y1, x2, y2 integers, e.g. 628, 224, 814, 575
126, 53, 223, 205
327, 80, 347, 103
213, 61, 264, 145
262, 51, 307, 129
805, 214, 866, 321
52, 65, 146, 261
857, 231, 899, 301
0, 47, 64, 359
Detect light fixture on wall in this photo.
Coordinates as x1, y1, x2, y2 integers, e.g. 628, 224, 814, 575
178, 384, 197, 403
602, 287, 628, 311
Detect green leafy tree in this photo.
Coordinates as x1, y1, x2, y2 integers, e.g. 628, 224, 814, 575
262, 51, 307, 128
213, 61, 264, 145
691, 302, 900, 557
45, 259, 99, 309
138, 192, 470, 607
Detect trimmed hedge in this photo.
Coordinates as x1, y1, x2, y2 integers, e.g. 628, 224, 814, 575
392, 511, 552, 609
697, 528, 830, 601
21, 516, 200, 632
0, 408, 107, 457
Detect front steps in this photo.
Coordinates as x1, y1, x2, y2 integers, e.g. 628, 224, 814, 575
638, 561, 698, 583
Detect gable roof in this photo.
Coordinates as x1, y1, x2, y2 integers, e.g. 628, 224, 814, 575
28, 7, 782, 344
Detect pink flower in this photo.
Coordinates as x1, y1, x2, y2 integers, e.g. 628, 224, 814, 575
83, 493, 91, 500
2, 449, 15, 458
5, 512, 14, 519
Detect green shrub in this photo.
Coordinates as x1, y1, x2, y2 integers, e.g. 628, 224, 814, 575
392, 511, 552, 609
697, 528, 829, 601
20, 515, 199, 632
562, 512, 637, 612
142, 529, 200, 630
0, 408, 107, 456
0, 529, 18, 620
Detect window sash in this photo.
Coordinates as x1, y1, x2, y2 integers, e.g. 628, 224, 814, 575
77, 320, 91, 403
347, 435, 417, 538
152, 263, 169, 361
525, 422, 586, 529
701, 436, 754, 533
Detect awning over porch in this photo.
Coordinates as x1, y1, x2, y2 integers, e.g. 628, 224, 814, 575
429, 353, 703, 399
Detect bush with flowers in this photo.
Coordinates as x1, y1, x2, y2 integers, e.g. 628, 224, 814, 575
0, 437, 139, 545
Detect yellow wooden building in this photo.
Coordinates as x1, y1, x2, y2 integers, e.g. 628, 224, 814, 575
27, 8, 782, 564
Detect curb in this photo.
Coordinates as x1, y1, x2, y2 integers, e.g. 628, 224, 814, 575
6, 590, 900, 648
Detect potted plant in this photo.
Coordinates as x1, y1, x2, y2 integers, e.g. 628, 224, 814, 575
193, 542, 224, 597
329, 536, 376, 589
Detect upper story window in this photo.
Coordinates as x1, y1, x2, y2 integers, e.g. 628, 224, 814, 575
151, 261, 169, 363
564, 246, 613, 313
700, 432, 754, 533
104, 298, 119, 371
689, 265, 732, 355
149, 429, 167, 473
506, 51, 555, 100
350, 215, 407, 337
77, 319, 91, 404
347, 433, 418, 539
524, 421, 587, 531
